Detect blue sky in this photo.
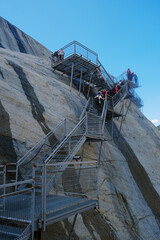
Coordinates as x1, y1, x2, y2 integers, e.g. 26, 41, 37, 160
1, 0, 160, 125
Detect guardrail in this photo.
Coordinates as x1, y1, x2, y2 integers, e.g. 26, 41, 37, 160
61, 40, 98, 65
39, 161, 98, 230
0, 176, 35, 240
16, 119, 67, 182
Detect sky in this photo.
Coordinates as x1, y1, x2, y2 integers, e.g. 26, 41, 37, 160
1, 0, 160, 126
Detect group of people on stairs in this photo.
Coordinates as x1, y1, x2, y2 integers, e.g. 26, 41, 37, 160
94, 79, 126, 114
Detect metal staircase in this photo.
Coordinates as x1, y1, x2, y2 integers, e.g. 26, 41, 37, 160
0, 93, 108, 239
0, 39, 140, 239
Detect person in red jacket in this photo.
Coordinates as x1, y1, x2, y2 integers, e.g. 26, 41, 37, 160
127, 68, 131, 80
114, 85, 118, 94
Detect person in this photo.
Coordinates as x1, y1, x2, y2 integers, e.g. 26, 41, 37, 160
94, 93, 103, 114
117, 80, 122, 90
114, 85, 118, 94
58, 48, 65, 60
127, 68, 131, 80
133, 73, 138, 86
51, 51, 59, 65
101, 89, 108, 98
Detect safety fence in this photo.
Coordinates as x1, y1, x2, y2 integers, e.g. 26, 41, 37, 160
16, 119, 67, 182
61, 40, 98, 65
0, 179, 35, 239
37, 161, 98, 230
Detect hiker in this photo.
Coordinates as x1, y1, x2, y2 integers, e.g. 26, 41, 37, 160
94, 93, 103, 114
51, 51, 59, 65
133, 73, 138, 85
117, 80, 122, 90
101, 89, 108, 99
58, 48, 65, 60
127, 68, 131, 80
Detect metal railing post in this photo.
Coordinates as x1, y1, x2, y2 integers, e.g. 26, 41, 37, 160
68, 138, 71, 155
43, 164, 47, 231
42, 165, 44, 225
3, 164, 6, 209
85, 113, 88, 136
44, 138, 47, 160
70, 62, 74, 91
32, 166, 35, 240
74, 41, 76, 54
64, 118, 67, 137
15, 164, 18, 191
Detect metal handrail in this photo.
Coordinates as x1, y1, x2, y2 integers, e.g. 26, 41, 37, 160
97, 59, 115, 87
79, 97, 91, 120
55, 41, 98, 65
17, 119, 66, 167
44, 115, 86, 164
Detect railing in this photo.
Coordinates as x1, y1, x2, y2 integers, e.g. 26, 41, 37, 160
40, 161, 98, 230
116, 71, 139, 87
16, 119, 67, 182
129, 88, 143, 107
97, 59, 115, 87
80, 96, 108, 135
101, 96, 108, 132
0, 176, 35, 240
0, 163, 16, 190
60, 40, 98, 65
107, 82, 129, 109
44, 116, 86, 165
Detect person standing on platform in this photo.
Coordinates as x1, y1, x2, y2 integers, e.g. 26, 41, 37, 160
58, 48, 65, 60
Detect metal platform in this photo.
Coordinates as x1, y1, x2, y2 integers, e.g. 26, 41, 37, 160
0, 193, 97, 229
52, 41, 114, 93
53, 54, 98, 81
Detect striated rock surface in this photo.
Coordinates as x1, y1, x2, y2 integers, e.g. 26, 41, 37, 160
0, 17, 160, 239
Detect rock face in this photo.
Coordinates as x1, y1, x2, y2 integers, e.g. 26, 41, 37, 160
0, 17, 160, 240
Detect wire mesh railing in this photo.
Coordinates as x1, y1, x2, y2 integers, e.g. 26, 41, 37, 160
116, 71, 139, 87
97, 59, 115, 87
44, 116, 86, 165
16, 119, 67, 182
107, 82, 129, 109
129, 88, 143, 107
41, 161, 98, 230
61, 40, 98, 65
0, 178, 35, 240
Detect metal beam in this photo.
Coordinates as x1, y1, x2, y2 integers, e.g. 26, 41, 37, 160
79, 69, 83, 95
70, 62, 74, 91
68, 214, 78, 240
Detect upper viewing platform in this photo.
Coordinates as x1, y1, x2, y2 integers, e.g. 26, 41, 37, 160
51, 41, 115, 92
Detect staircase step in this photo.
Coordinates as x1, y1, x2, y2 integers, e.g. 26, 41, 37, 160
0, 224, 24, 237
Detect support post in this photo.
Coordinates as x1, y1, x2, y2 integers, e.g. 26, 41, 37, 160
70, 62, 74, 92
68, 214, 78, 240
3, 164, 6, 209
87, 73, 93, 99
78, 142, 85, 182
78, 69, 83, 95
43, 165, 47, 231
86, 113, 88, 136
111, 109, 114, 141
119, 100, 125, 135
74, 41, 76, 54
32, 166, 35, 240
123, 99, 131, 121
64, 118, 67, 137
97, 141, 103, 208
